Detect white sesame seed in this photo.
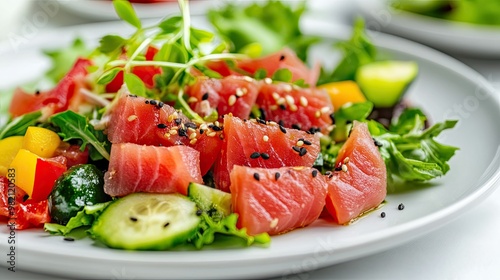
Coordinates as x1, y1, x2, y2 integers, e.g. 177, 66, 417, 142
315, 110, 321, 118
207, 131, 217, 137
285, 95, 295, 106
264, 78, 273, 84
276, 97, 286, 105
190, 138, 198, 145
200, 123, 208, 130
270, 105, 278, 111
169, 129, 178, 135
343, 157, 350, 164
127, 115, 138, 122
290, 104, 298, 112
282, 84, 293, 92
235, 88, 245, 97
228, 95, 237, 106
342, 164, 348, 172
164, 133, 171, 138
320, 106, 331, 114
272, 92, 280, 100
243, 76, 254, 82
263, 135, 269, 142
297, 140, 304, 147
188, 127, 196, 133
269, 218, 279, 228
299, 96, 308, 107
215, 121, 220, 127
187, 97, 198, 103
189, 132, 197, 139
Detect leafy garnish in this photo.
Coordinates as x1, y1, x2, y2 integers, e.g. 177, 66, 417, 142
0, 111, 42, 140
44, 202, 111, 236
207, 0, 319, 61
50, 111, 111, 161
190, 213, 270, 249
113, 0, 142, 29
317, 18, 376, 85
331, 101, 373, 142
368, 108, 459, 182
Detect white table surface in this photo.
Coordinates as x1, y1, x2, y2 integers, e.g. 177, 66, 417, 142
1, 1, 500, 279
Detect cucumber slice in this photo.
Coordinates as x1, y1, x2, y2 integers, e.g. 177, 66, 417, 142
356, 61, 418, 108
90, 193, 200, 250
187, 183, 231, 221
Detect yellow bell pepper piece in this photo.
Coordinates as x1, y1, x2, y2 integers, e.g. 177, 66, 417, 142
22, 126, 61, 158
9, 149, 38, 197
0, 136, 24, 176
318, 81, 367, 111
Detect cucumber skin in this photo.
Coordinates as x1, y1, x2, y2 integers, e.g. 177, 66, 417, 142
90, 193, 200, 251
187, 182, 232, 221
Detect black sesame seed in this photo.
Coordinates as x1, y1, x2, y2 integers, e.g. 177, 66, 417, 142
261, 152, 270, 160
149, 100, 157, 106
303, 140, 312, 146
178, 128, 187, 137
128, 94, 137, 98
157, 101, 164, 108
381, 212, 386, 218
164, 222, 170, 228
35, 90, 41, 95
257, 119, 266, 125
299, 147, 307, 157
398, 203, 405, 210
23, 194, 29, 202
308, 127, 321, 134
185, 122, 197, 129
279, 125, 287, 134
291, 124, 301, 130
174, 118, 182, 125
279, 104, 287, 110
253, 173, 260, 181
130, 217, 138, 222
64, 237, 75, 242
199, 129, 205, 134
312, 170, 318, 178
292, 146, 301, 153
250, 152, 261, 159
212, 125, 222, 131
334, 166, 342, 171
157, 123, 167, 129
275, 172, 281, 180
145, 100, 150, 104
202, 92, 209, 101
278, 120, 285, 126
279, 54, 285, 61
196, 209, 202, 216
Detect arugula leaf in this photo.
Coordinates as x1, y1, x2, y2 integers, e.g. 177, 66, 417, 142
318, 18, 377, 85
368, 109, 459, 182
113, 0, 142, 29
0, 111, 42, 140
190, 213, 270, 249
50, 111, 111, 161
208, 1, 319, 61
272, 68, 293, 83
44, 202, 111, 236
99, 35, 126, 54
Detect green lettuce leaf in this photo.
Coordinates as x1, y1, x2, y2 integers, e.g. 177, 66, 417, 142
44, 202, 111, 236
0, 111, 42, 140
368, 109, 459, 182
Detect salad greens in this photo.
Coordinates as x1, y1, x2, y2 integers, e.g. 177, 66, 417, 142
393, 0, 500, 26
207, 0, 319, 61
0, 111, 42, 140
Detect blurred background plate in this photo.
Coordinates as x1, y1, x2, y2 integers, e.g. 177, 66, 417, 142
57, 0, 216, 20
355, 0, 500, 57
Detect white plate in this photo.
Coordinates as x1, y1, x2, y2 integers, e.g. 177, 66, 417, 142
57, 0, 216, 20
0, 17, 500, 279
355, 0, 500, 57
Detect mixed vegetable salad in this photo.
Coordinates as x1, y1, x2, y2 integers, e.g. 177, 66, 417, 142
0, 0, 458, 250
393, 0, 500, 26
